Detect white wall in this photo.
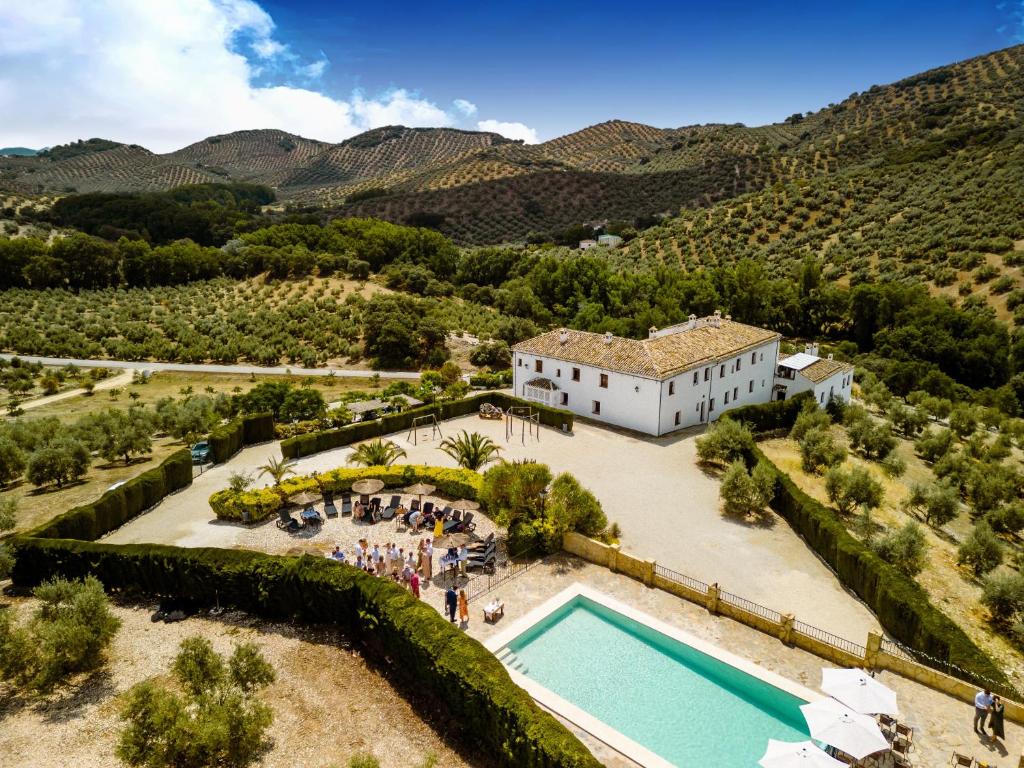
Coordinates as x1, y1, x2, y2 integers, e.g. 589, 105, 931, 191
810, 369, 853, 407
513, 352, 661, 434
655, 339, 779, 434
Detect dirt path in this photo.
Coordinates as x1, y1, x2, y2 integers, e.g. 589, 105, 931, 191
14, 369, 136, 412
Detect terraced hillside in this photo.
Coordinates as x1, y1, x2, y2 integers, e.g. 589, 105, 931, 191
2, 44, 1021, 246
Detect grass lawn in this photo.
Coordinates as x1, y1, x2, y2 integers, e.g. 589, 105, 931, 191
758, 427, 1024, 690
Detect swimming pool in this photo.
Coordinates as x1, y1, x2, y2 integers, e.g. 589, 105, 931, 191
487, 585, 818, 767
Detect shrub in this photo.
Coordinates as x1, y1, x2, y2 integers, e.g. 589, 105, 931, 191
0, 576, 120, 692
799, 426, 846, 474
348, 438, 407, 467
825, 465, 883, 515
720, 460, 775, 517
0, 437, 26, 486
915, 428, 955, 463
0, 498, 15, 579
948, 405, 979, 437
880, 452, 906, 478
479, 460, 552, 553
889, 404, 928, 437
117, 637, 275, 768
538, 473, 608, 552
846, 417, 897, 461
696, 418, 754, 465
437, 430, 501, 471
904, 480, 960, 527
980, 572, 1024, 625
957, 522, 1003, 576
790, 405, 831, 441
987, 503, 1024, 535
871, 522, 928, 577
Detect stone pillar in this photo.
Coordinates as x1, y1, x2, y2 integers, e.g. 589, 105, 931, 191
779, 613, 795, 645
643, 559, 655, 587
865, 630, 883, 671
607, 543, 620, 573
707, 583, 720, 615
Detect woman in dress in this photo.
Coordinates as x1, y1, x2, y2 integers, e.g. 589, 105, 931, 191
990, 695, 1005, 743
458, 588, 469, 624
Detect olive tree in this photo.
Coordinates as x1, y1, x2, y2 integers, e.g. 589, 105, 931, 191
871, 522, 928, 577
696, 418, 754, 465
957, 522, 1003, 576
719, 460, 775, 517
825, 465, 884, 516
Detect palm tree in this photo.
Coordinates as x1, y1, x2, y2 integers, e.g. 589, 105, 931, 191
257, 455, 296, 487
438, 430, 501, 471
348, 438, 407, 467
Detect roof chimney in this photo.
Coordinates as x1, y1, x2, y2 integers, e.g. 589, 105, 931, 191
559, 330, 569, 345
648, 326, 658, 339
711, 310, 721, 329
603, 331, 613, 345
827, 353, 834, 361
687, 314, 697, 330
805, 343, 819, 357
724, 314, 731, 323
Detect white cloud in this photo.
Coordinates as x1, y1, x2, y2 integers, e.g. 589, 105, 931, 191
453, 98, 477, 117
0, 0, 460, 151
477, 119, 539, 144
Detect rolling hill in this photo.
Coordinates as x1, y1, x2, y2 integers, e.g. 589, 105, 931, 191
1, 43, 1022, 252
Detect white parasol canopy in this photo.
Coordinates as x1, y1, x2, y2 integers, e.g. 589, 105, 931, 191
821, 668, 899, 716
758, 740, 846, 768
799, 699, 890, 760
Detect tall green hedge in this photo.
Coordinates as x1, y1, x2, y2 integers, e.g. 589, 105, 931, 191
282, 393, 573, 459
9, 541, 601, 768
725, 398, 1015, 695
26, 448, 193, 541
208, 412, 274, 463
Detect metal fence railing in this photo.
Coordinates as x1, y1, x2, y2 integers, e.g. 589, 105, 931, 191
654, 563, 708, 594
793, 620, 867, 660
881, 637, 1021, 701
466, 549, 540, 602
720, 589, 783, 625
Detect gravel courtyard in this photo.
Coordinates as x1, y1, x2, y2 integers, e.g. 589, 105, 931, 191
105, 414, 879, 640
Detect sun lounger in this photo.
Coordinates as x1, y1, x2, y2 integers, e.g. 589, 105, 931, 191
276, 509, 303, 532
381, 495, 401, 520
422, 501, 434, 517
460, 511, 476, 532
410, 498, 421, 513
443, 509, 463, 534
950, 754, 974, 767
483, 599, 504, 622
341, 494, 352, 516
468, 532, 494, 551
325, 501, 338, 517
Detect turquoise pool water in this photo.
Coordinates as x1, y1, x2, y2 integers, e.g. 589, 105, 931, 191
502, 596, 810, 767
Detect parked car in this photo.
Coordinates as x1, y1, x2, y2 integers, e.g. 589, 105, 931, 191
190, 441, 211, 464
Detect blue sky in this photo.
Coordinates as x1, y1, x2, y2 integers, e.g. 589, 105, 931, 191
0, 1, 1021, 150
258, 0, 1019, 138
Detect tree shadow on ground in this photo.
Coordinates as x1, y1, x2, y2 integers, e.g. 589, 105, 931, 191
27, 479, 87, 496
37, 667, 117, 725
719, 507, 777, 530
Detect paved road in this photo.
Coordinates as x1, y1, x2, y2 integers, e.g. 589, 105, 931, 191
0, 354, 422, 380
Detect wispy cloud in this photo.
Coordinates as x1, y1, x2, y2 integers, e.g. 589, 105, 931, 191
477, 119, 539, 144
453, 98, 477, 117
0, 0, 470, 150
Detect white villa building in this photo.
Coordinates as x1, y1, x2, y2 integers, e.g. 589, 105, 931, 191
512, 313, 853, 436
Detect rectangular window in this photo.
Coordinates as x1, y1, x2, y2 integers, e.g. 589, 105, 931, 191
592, 400, 601, 415
719, 364, 725, 378
693, 371, 699, 385
709, 398, 715, 412
572, 367, 580, 382
560, 392, 568, 406
820, 392, 825, 403
535, 360, 543, 373
669, 381, 675, 395
748, 380, 753, 393
724, 391, 730, 405
704, 367, 710, 382
556, 368, 561, 378
736, 358, 741, 372
759, 353, 764, 362
751, 352, 756, 365
761, 379, 765, 388
674, 411, 681, 426
599, 373, 608, 388
733, 386, 738, 400
517, 358, 522, 367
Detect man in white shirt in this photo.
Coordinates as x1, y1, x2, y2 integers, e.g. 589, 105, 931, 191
974, 688, 993, 733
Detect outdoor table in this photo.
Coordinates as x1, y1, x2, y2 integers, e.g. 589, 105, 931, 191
439, 552, 466, 582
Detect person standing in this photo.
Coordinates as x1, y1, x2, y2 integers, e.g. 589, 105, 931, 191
424, 538, 434, 581
458, 544, 469, 577
445, 585, 458, 622
989, 694, 1005, 743
416, 538, 425, 573
410, 571, 420, 598
458, 588, 469, 624
974, 688, 993, 734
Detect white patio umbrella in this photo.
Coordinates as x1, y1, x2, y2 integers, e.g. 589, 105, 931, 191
821, 668, 899, 716
799, 699, 890, 760
758, 740, 846, 768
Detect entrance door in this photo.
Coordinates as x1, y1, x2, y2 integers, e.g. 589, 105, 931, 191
700, 401, 706, 422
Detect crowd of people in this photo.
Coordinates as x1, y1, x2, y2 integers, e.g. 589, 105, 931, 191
326, 536, 471, 623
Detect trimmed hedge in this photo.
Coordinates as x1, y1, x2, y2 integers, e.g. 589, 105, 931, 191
725, 398, 1014, 695
282, 393, 573, 459
209, 412, 274, 463
210, 465, 482, 522
26, 448, 193, 541
9, 541, 602, 768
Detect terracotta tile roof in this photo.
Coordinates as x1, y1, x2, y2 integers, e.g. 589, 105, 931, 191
799, 357, 853, 384
512, 320, 780, 380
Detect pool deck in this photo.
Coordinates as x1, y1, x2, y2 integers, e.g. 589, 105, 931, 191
435, 556, 1022, 768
